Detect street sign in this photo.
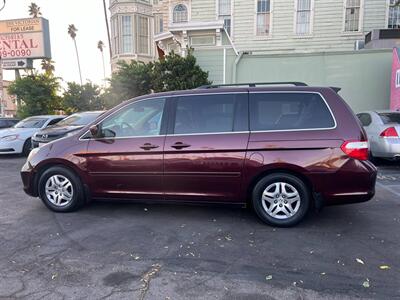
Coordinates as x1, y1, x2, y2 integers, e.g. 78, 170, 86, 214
1, 58, 33, 69
0, 18, 51, 60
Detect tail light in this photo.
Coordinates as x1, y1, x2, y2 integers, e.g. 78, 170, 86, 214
341, 140, 369, 161
380, 127, 399, 138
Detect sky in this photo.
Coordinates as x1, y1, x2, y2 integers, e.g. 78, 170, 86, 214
2, 0, 111, 86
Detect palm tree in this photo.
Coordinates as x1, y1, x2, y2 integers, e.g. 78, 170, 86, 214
102, 0, 112, 59
41, 58, 55, 76
68, 24, 83, 85
28, 2, 42, 18
97, 40, 106, 80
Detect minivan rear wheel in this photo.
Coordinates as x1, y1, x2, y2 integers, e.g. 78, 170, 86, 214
38, 166, 85, 212
252, 173, 310, 227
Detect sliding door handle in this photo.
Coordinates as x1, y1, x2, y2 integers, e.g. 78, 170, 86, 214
171, 142, 191, 149
140, 143, 159, 150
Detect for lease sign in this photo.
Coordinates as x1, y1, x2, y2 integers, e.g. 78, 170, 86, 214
0, 18, 42, 33
0, 18, 51, 60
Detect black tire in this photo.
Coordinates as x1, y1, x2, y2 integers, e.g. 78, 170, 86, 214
252, 173, 310, 227
22, 138, 32, 157
38, 166, 85, 212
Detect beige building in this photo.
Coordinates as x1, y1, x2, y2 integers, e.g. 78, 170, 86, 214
1, 80, 17, 117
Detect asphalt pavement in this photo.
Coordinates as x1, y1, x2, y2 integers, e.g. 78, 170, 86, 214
0, 156, 399, 300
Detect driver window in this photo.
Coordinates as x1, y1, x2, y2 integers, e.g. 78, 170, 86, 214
100, 98, 165, 138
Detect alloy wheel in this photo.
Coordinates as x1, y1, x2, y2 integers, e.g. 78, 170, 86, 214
261, 182, 301, 220
45, 175, 74, 207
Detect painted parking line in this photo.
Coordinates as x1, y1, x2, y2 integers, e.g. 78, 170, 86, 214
376, 182, 400, 197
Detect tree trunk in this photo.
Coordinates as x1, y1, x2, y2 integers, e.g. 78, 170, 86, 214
74, 39, 83, 85
101, 51, 106, 82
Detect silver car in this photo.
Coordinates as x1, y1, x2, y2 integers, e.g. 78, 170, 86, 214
357, 110, 400, 160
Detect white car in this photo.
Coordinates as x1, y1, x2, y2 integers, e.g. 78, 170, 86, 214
0, 115, 65, 156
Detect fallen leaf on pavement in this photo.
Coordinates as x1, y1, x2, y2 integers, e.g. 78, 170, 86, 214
356, 258, 365, 265
363, 279, 370, 288
379, 265, 391, 270
265, 275, 272, 280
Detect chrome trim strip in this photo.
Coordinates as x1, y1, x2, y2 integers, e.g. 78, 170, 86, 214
333, 192, 369, 196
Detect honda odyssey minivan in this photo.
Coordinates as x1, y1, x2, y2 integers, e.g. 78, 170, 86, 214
21, 83, 377, 227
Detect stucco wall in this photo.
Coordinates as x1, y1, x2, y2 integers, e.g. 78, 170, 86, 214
194, 48, 392, 113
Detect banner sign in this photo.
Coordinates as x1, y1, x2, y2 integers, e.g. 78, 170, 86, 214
0, 18, 51, 60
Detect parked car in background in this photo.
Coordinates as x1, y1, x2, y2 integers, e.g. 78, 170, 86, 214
32, 111, 104, 149
21, 83, 377, 227
357, 111, 400, 160
0, 115, 65, 156
0, 118, 19, 129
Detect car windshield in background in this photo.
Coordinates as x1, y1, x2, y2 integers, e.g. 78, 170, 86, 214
14, 118, 47, 129
56, 113, 102, 127
379, 113, 400, 125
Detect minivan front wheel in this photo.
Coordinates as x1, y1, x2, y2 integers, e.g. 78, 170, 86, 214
38, 166, 85, 212
252, 173, 310, 227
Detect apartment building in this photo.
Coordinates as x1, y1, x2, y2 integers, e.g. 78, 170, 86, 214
109, 0, 399, 111
109, 1, 396, 64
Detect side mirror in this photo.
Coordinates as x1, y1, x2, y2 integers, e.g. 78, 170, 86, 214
89, 124, 100, 137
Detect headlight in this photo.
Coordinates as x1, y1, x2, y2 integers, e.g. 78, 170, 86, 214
1, 134, 19, 141
27, 147, 39, 161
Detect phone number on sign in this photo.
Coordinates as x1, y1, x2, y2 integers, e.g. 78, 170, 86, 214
1, 49, 32, 58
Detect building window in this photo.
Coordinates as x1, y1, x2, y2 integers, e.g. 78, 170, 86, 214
218, 0, 232, 36
190, 35, 216, 46
389, 0, 400, 29
111, 17, 119, 55
155, 14, 163, 34
295, 0, 312, 35
121, 16, 133, 53
138, 16, 149, 54
173, 4, 188, 23
256, 0, 271, 36
344, 0, 361, 32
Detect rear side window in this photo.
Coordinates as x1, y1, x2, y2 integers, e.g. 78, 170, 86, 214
0, 120, 6, 127
173, 94, 248, 134
250, 92, 335, 131
357, 113, 372, 126
379, 113, 400, 124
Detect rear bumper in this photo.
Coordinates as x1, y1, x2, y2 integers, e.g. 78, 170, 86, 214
310, 159, 377, 207
373, 138, 400, 159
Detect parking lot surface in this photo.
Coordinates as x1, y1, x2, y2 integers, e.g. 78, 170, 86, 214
0, 156, 399, 300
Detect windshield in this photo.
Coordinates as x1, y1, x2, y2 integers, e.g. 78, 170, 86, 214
14, 118, 47, 129
56, 112, 102, 127
379, 113, 400, 125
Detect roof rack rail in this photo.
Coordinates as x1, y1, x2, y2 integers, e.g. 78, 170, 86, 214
197, 82, 308, 89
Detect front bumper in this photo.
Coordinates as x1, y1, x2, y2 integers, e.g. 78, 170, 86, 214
21, 160, 38, 197
0, 139, 23, 154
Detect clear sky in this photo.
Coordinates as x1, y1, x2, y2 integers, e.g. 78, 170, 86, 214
2, 0, 111, 86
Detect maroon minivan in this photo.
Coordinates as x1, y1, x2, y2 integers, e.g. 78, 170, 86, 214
21, 83, 377, 227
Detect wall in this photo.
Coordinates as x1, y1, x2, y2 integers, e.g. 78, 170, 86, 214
194, 48, 392, 113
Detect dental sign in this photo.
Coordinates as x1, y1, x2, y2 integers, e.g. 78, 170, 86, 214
0, 18, 51, 60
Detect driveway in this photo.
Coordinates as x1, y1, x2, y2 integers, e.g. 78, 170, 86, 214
0, 156, 399, 299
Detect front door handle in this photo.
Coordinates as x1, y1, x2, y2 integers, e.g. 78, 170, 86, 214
140, 143, 159, 150
171, 142, 191, 150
